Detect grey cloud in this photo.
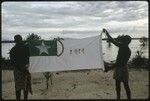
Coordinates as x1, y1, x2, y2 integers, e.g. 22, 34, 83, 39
2, 1, 148, 40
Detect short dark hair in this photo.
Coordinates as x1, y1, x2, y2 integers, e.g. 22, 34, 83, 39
124, 35, 131, 45
14, 34, 22, 43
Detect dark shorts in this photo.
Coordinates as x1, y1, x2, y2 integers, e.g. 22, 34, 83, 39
14, 69, 27, 91
113, 66, 129, 82
14, 67, 32, 93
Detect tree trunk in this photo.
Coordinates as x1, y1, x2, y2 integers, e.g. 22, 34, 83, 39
46, 79, 49, 89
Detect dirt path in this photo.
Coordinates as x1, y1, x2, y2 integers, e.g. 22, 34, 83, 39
2, 69, 149, 99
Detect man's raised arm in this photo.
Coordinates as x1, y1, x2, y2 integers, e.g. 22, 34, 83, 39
103, 28, 121, 47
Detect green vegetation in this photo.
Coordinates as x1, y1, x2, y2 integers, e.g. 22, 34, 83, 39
26, 33, 41, 44
139, 36, 148, 46
129, 50, 149, 70
128, 37, 149, 70
1, 57, 12, 70
26, 33, 41, 41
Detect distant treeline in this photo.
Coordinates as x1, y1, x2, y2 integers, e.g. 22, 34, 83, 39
1, 38, 149, 43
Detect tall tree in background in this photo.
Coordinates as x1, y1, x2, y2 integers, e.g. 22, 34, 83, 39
26, 33, 41, 43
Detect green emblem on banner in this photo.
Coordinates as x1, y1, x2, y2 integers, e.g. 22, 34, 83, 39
29, 40, 57, 56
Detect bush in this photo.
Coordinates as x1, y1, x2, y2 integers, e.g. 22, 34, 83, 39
139, 36, 148, 46
1, 57, 13, 70
129, 51, 149, 70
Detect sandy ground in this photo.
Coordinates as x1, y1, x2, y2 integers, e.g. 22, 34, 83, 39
2, 69, 149, 100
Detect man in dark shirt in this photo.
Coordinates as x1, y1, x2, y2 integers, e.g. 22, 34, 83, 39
103, 29, 131, 99
10, 35, 32, 100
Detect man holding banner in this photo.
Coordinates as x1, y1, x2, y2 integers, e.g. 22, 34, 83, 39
103, 28, 131, 99
10, 35, 32, 100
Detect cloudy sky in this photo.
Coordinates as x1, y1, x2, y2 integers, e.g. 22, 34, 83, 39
2, 1, 148, 40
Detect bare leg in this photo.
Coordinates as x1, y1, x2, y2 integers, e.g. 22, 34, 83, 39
123, 81, 131, 99
23, 90, 28, 101
16, 90, 21, 101
115, 80, 121, 99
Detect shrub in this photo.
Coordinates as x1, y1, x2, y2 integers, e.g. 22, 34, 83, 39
139, 36, 148, 46
1, 57, 13, 70
129, 50, 149, 70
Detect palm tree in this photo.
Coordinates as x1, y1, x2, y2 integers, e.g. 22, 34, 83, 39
26, 33, 41, 43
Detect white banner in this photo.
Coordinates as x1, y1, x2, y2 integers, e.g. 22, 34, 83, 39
29, 35, 104, 73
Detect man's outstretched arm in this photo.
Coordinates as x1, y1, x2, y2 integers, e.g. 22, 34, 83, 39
103, 28, 121, 47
